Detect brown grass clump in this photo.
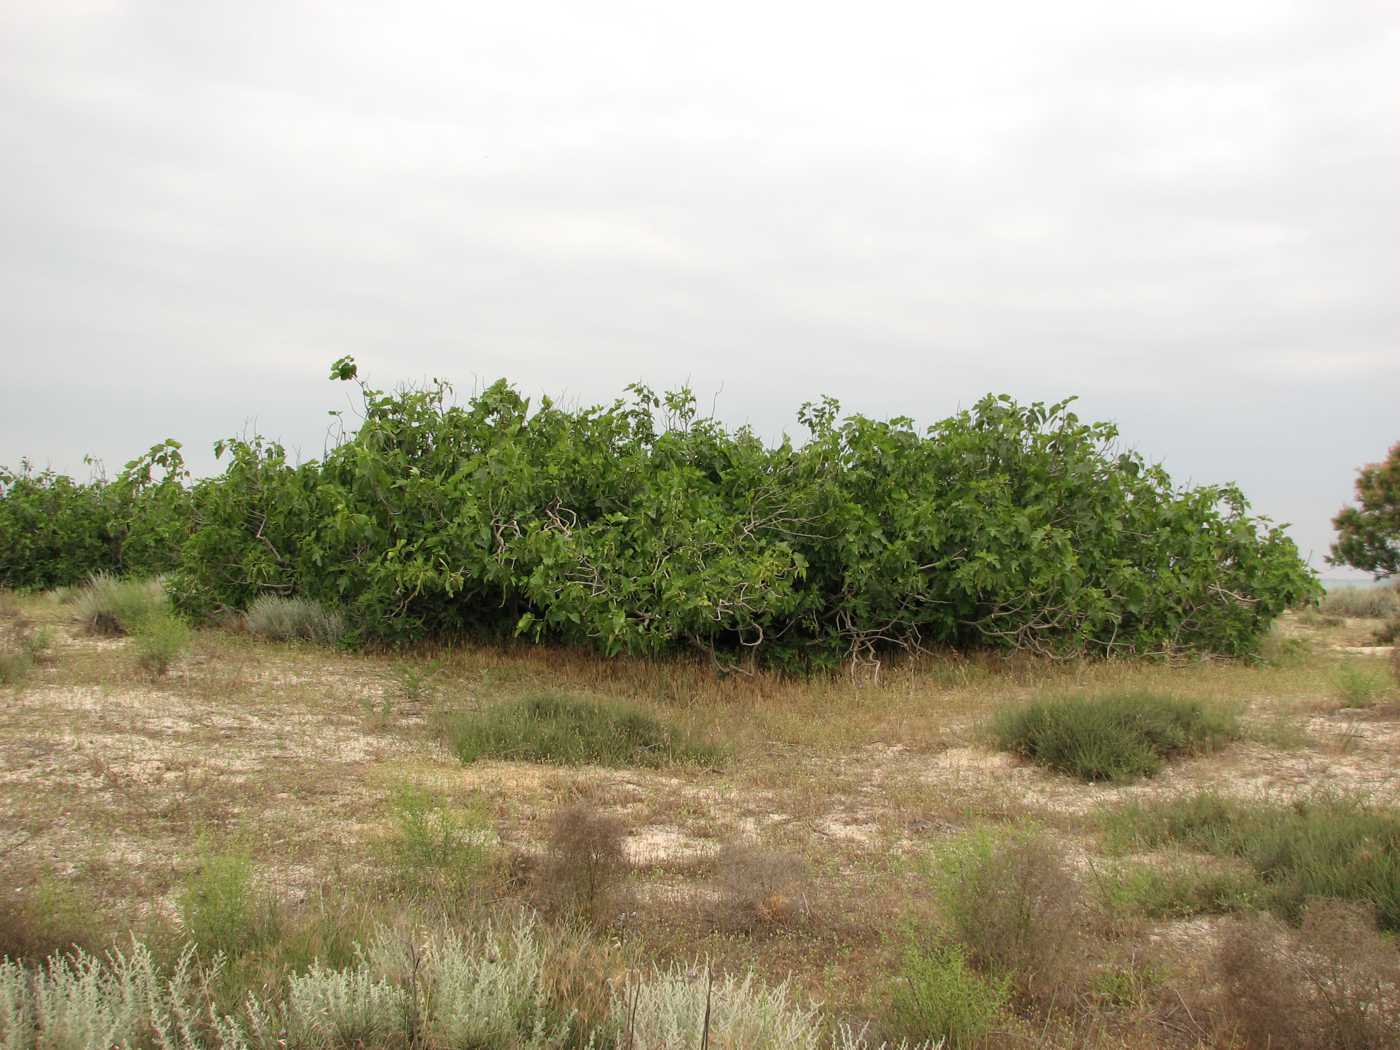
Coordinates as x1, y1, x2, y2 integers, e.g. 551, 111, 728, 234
536, 803, 631, 925
0, 877, 104, 962
710, 842, 809, 931
1214, 901, 1400, 1050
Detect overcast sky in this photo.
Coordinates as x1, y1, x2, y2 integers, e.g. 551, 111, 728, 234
2, 1, 1397, 577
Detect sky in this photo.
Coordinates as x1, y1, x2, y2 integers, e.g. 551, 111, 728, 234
1, 1, 1397, 578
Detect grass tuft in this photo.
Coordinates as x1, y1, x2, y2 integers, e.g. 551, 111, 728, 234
1332, 661, 1390, 708
1104, 791, 1400, 929
244, 594, 346, 644
73, 572, 167, 635
991, 690, 1239, 781
888, 943, 1010, 1050
444, 691, 725, 769
132, 610, 192, 676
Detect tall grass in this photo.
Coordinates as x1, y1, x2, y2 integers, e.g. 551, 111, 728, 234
73, 573, 167, 636
1318, 584, 1400, 619
991, 691, 1239, 781
243, 595, 345, 645
443, 691, 726, 769
1104, 791, 1400, 929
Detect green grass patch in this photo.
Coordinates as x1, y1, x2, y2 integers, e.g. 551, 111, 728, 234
1104, 792, 1400, 930
1096, 858, 1263, 920
991, 691, 1240, 782
444, 691, 725, 769
889, 943, 1010, 1050
387, 784, 494, 898
1332, 661, 1390, 708
132, 611, 192, 676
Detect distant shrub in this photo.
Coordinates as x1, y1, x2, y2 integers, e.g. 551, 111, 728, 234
889, 943, 1010, 1050
244, 594, 345, 644
1318, 584, 1399, 619
132, 611, 192, 676
992, 690, 1239, 781
74, 572, 167, 636
1105, 791, 1400, 929
445, 692, 725, 769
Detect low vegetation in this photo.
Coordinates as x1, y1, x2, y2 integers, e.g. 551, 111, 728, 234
1104, 791, 1400, 928
991, 691, 1239, 781
243, 594, 345, 644
1318, 583, 1399, 619
73, 572, 168, 636
442, 691, 725, 769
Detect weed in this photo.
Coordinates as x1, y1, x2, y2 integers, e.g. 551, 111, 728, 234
0, 876, 102, 962
133, 610, 192, 676
0, 615, 54, 688
618, 964, 828, 1050
1333, 661, 1389, 708
444, 691, 725, 769
991, 690, 1239, 781
388, 785, 493, 900
390, 659, 442, 704
932, 828, 1087, 1004
1214, 901, 1400, 1050
243, 595, 345, 645
711, 842, 809, 930
179, 847, 280, 957
537, 803, 630, 925
1097, 858, 1262, 919
73, 572, 166, 635
1104, 791, 1400, 929
888, 943, 1010, 1050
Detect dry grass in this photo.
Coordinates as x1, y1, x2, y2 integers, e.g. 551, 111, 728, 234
0, 594, 1396, 1049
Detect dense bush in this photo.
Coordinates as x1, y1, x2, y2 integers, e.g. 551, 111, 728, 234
5, 358, 1318, 665
992, 691, 1240, 781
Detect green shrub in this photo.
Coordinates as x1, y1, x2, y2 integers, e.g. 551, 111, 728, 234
243, 594, 345, 644
387, 785, 493, 898
1319, 583, 1399, 619
1098, 859, 1262, 919
889, 944, 1010, 1050
179, 848, 279, 957
991, 690, 1239, 781
0, 615, 53, 689
1333, 661, 1390, 708
132, 611, 192, 676
445, 692, 725, 769
1105, 792, 1400, 929
74, 572, 167, 636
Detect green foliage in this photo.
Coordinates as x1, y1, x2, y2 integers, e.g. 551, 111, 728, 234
1097, 860, 1262, 919
1332, 661, 1390, 708
387, 785, 493, 898
179, 848, 279, 957
243, 595, 345, 644
444, 691, 725, 769
889, 943, 1010, 1050
74, 573, 167, 636
7, 360, 1319, 663
0, 441, 192, 590
1104, 792, 1400, 930
132, 612, 192, 677
991, 691, 1240, 781
1330, 442, 1400, 579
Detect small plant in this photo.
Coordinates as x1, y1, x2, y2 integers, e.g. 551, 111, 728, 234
932, 828, 1086, 1004
1214, 901, 1400, 1050
179, 847, 279, 957
0, 876, 100, 962
444, 691, 725, 769
243, 594, 345, 644
888, 943, 1010, 1050
1097, 858, 1261, 920
711, 842, 808, 930
536, 803, 630, 924
0, 616, 54, 688
73, 572, 167, 635
132, 610, 192, 676
991, 690, 1240, 781
390, 658, 443, 704
1104, 791, 1400, 929
388, 785, 493, 899
1333, 661, 1389, 708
